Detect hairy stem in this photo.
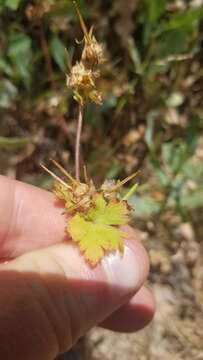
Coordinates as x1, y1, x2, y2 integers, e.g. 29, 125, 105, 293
75, 105, 84, 181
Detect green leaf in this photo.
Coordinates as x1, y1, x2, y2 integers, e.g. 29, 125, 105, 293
8, 32, 33, 88
88, 194, 129, 225
0, 79, 17, 108
0, 57, 13, 76
127, 37, 143, 75
154, 168, 170, 187
180, 188, 203, 210
145, 0, 167, 23
129, 195, 161, 218
5, 0, 21, 10
162, 7, 203, 32
0, 136, 30, 150
173, 144, 188, 173
185, 115, 200, 155
145, 111, 157, 150
162, 142, 175, 165
182, 159, 203, 183
68, 194, 129, 266
68, 214, 124, 266
50, 36, 66, 71
155, 30, 189, 59
161, 141, 189, 174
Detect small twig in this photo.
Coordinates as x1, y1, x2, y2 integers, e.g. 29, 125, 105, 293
75, 105, 84, 181
110, 171, 139, 193
40, 164, 70, 188
50, 158, 78, 184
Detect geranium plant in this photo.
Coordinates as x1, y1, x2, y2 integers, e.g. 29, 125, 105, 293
41, 1, 138, 266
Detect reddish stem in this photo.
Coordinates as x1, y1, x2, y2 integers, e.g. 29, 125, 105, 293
75, 105, 83, 181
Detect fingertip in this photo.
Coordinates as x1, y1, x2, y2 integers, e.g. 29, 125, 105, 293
99, 234, 150, 305
101, 286, 155, 333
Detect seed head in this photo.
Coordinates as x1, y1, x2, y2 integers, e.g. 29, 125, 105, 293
66, 61, 102, 105
73, 1, 105, 68
81, 28, 106, 68
66, 1, 104, 105
66, 62, 95, 90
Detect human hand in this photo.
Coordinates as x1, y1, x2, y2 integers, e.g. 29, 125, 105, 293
0, 175, 155, 359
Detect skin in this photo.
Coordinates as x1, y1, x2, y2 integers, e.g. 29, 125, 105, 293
0, 175, 155, 359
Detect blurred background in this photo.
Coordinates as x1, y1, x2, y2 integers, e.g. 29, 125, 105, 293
0, 0, 203, 359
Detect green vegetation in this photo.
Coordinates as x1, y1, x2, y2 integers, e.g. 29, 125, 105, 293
0, 0, 203, 223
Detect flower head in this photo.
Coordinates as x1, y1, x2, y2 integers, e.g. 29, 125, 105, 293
66, 62, 102, 105
66, 2, 104, 105
73, 1, 105, 68
81, 28, 106, 68
67, 62, 95, 90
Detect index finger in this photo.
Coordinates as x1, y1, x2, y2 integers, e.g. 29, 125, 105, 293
0, 175, 66, 259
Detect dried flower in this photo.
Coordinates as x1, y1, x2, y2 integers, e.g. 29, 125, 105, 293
41, 157, 138, 266
73, 1, 105, 68
66, 1, 104, 105
67, 62, 95, 90
42, 160, 137, 216
66, 61, 102, 105
54, 180, 95, 213
81, 27, 106, 68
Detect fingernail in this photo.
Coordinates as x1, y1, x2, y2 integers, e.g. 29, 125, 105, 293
101, 245, 145, 291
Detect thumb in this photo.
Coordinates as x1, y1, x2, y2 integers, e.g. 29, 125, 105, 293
0, 236, 149, 360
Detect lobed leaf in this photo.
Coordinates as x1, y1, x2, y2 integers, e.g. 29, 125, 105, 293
68, 213, 125, 266
88, 194, 129, 225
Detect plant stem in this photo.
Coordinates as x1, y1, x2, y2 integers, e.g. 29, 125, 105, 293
75, 105, 83, 181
